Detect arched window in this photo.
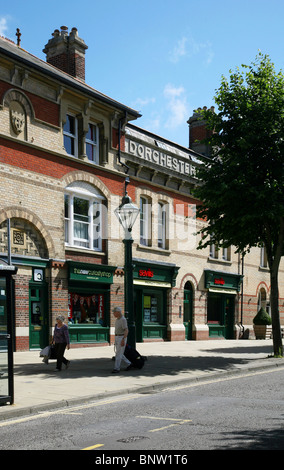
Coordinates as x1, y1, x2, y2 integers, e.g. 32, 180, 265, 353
64, 181, 105, 251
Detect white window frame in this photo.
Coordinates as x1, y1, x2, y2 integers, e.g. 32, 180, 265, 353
260, 245, 268, 268
63, 114, 78, 157
140, 196, 151, 246
86, 123, 99, 164
65, 183, 105, 251
158, 202, 168, 249
209, 238, 218, 259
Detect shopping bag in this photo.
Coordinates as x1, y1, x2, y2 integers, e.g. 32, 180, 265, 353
40, 345, 50, 357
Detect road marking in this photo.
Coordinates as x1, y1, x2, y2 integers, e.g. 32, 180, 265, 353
0, 394, 141, 428
163, 366, 284, 392
137, 415, 192, 432
82, 443, 104, 450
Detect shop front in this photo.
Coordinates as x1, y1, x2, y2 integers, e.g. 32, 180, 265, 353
67, 261, 117, 344
204, 269, 243, 339
133, 259, 179, 341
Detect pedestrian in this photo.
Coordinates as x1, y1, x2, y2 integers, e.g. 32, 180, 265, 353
52, 315, 70, 371
112, 307, 132, 373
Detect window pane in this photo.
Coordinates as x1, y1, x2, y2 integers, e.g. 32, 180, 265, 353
86, 143, 96, 161
64, 135, 75, 155
64, 115, 75, 134
158, 203, 166, 248
74, 197, 89, 218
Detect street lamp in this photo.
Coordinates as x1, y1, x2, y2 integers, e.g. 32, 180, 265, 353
114, 177, 140, 348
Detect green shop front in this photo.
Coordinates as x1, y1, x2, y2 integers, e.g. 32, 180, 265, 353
204, 269, 243, 339
67, 261, 116, 344
133, 259, 179, 342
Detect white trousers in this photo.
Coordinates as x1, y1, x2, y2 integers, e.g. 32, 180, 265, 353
114, 336, 131, 370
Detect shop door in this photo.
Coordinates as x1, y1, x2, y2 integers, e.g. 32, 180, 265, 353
29, 284, 48, 349
208, 293, 235, 339
224, 296, 235, 339
184, 286, 193, 340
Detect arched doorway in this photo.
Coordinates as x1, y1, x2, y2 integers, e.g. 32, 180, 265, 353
184, 282, 193, 340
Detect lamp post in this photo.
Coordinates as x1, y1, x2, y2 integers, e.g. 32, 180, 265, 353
114, 177, 140, 348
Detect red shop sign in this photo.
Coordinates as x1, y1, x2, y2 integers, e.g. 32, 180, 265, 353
139, 269, 154, 278
214, 277, 225, 285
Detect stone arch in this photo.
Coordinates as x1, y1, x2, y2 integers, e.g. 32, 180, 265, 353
179, 272, 199, 291
60, 171, 111, 199
0, 207, 55, 258
2, 88, 35, 141
256, 282, 270, 313
2, 88, 35, 119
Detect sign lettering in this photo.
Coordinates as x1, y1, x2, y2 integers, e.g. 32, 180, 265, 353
125, 139, 195, 177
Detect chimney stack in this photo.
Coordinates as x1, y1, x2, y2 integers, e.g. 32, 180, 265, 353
43, 26, 88, 81
187, 106, 214, 157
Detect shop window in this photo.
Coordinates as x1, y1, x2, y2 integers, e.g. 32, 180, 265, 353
65, 182, 105, 251
68, 292, 105, 325
207, 294, 222, 324
86, 123, 99, 164
143, 292, 163, 324
63, 114, 78, 157
158, 202, 168, 249
140, 196, 151, 246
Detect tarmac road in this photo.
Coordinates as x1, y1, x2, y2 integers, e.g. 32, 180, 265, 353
0, 339, 283, 421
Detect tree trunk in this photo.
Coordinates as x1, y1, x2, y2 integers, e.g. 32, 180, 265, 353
270, 267, 283, 357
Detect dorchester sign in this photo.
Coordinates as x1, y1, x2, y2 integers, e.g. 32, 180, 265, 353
125, 138, 195, 177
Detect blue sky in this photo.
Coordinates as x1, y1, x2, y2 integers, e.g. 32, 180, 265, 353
1, 0, 283, 148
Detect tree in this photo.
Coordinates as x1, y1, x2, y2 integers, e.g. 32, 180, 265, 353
194, 52, 284, 356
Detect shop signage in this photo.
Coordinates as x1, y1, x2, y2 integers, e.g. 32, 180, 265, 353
139, 269, 154, 278
68, 261, 116, 284
134, 261, 179, 287
125, 138, 195, 178
205, 269, 243, 292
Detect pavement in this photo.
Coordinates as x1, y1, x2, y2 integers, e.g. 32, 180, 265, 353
0, 339, 284, 421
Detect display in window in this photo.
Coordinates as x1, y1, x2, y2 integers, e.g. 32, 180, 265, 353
143, 294, 159, 322
68, 292, 104, 325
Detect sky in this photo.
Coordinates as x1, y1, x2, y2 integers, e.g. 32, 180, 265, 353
0, 0, 283, 148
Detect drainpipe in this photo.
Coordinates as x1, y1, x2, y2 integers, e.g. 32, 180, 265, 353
117, 112, 129, 174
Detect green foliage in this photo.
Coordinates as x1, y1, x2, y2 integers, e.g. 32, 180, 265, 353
253, 307, 272, 325
193, 52, 284, 262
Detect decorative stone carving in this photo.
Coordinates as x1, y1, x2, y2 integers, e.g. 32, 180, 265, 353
10, 108, 25, 134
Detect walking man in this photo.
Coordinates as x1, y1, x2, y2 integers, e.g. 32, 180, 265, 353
112, 307, 132, 373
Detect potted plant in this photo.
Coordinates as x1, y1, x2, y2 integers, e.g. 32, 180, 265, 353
253, 307, 272, 339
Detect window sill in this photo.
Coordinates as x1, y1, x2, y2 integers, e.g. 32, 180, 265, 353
65, 245, 105, 256
207, 257, 231, 265
136, 243, 171, 255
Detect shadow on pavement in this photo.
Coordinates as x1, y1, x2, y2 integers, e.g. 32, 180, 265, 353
12, 353, 273, 380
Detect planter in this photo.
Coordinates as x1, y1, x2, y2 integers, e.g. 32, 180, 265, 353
253, 324, 272, 339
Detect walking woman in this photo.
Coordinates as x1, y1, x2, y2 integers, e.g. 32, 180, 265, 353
52, 315, 70, 371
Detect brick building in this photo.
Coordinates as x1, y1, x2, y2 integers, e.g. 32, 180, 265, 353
0, 27, 282, 351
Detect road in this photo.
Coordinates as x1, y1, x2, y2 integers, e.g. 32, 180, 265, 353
0, 367, 283, 452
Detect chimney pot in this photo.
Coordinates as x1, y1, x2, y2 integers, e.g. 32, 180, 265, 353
43, 26, 88, 81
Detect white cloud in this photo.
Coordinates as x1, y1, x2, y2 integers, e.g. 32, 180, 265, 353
169, 35, 214, 66
169, 37, 188, 64
132, 96, 156, 109
164, 84, 188, 129
0, 17, 9, 36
